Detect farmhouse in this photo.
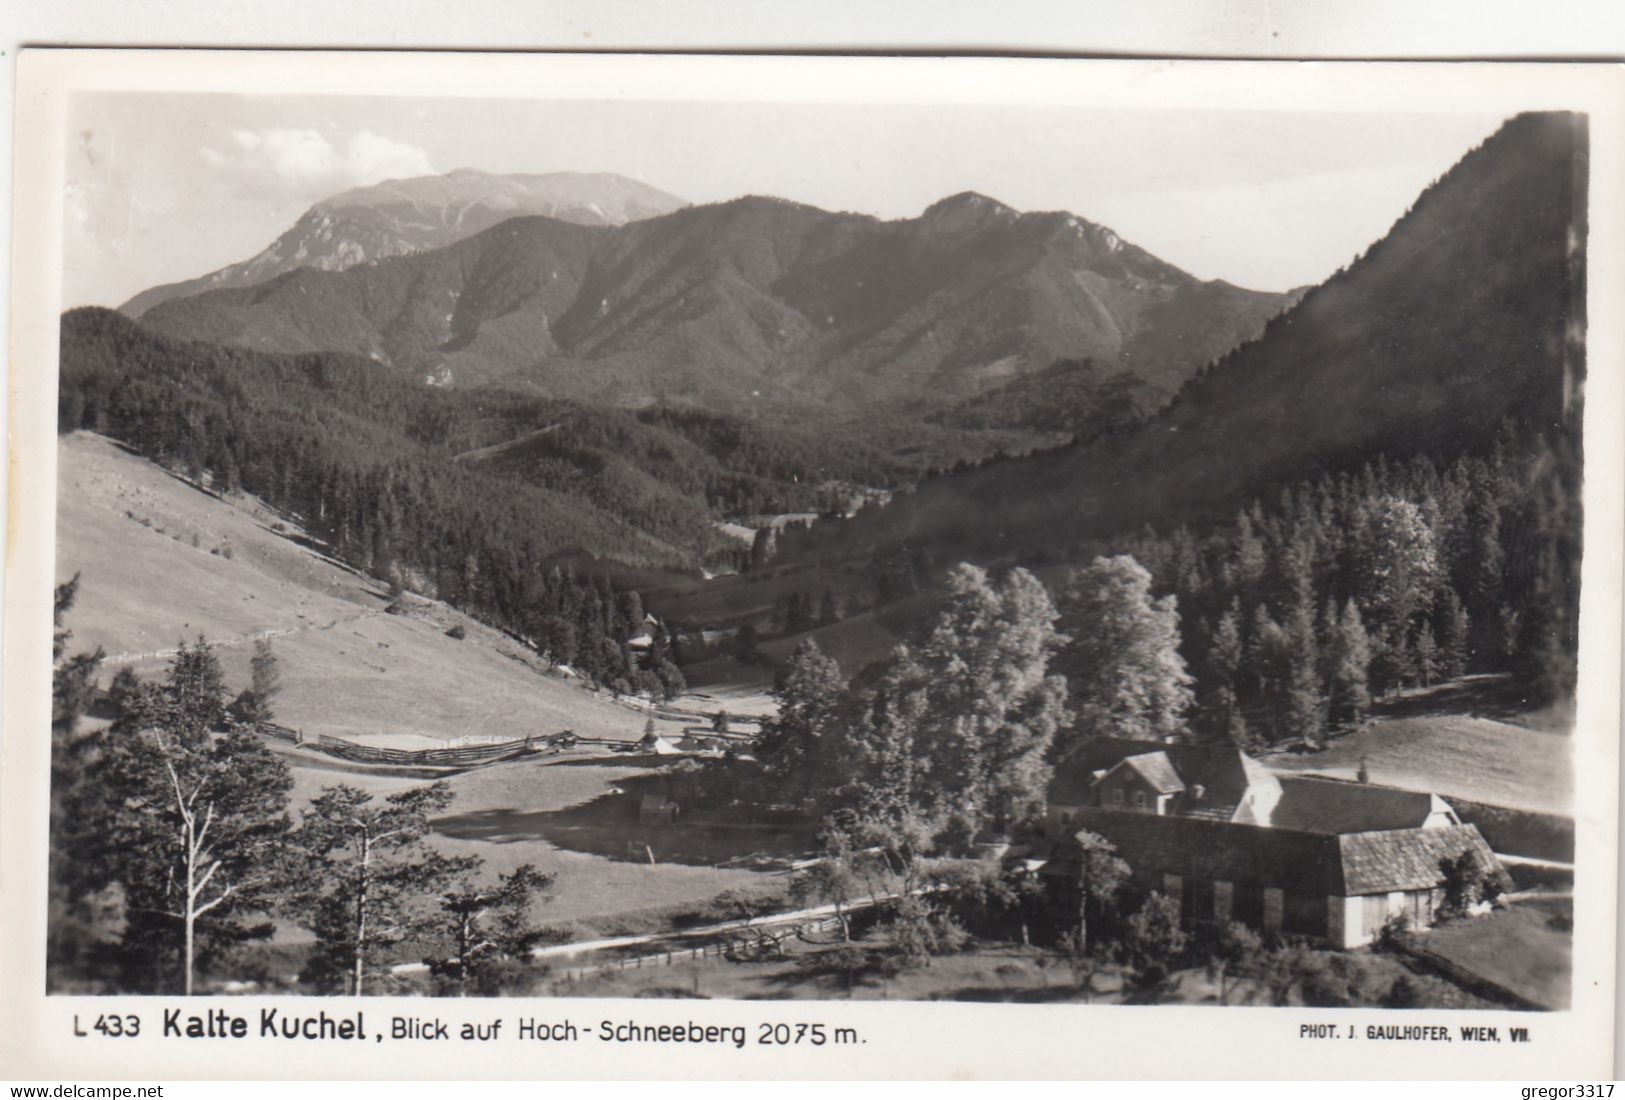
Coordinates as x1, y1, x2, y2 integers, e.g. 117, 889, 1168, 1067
1047, 741, 1284, 830
1042, 740, 1506, 949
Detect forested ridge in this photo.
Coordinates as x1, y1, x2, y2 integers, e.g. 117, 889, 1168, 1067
768, 112, 1588, 727
58, 308, 696, 693
60, 306, 1064, 546
56, 306, 1070, 691
1120, 433, 1582, 737
783, 112, 1587, 569
785, 417, 1579, 751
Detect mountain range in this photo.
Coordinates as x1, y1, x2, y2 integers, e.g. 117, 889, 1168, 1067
119, 170, 688, 317
88, 111, 1587, 578
61, 110, 1587, 702
130, 189, 1296, 411
806, 111, 1588, 566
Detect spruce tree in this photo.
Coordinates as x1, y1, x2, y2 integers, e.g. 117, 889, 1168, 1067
87, 639, 293, 993
1462, 489, 1508, 668
1243, 606, 1290, 744
48, 577, 107, 985
287, 782, 465, 996
1435, 587, 1470, 680
1278, 533, 1325, 747
162, 636, 227, 742
1202, 602, 1251, 749
231, 637, 283, 725
51, 575, 103, 736
1326, 600, 1373, 729
429, 864, 554, 995
1414, 622, 1440, 687
1230, 510, 1267, 597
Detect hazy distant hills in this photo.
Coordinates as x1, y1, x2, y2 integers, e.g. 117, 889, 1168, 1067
132, 190, 1296, 411
119, 170, 688, 317
820, 111, 1588, 561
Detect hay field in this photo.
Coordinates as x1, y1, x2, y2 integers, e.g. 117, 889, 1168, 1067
1266, 678, 1573, 815
55, 431, 645, 746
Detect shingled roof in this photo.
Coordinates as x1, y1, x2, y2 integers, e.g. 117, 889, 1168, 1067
1049, 739, 1279, 821
1113, 752, 1186, 794
1337, 827, 1510, 895
1049, 807, 1502, 897
1273, 776, 1456, 835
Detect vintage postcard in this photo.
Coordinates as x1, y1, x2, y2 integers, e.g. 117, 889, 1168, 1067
2, 50, 1621, 1080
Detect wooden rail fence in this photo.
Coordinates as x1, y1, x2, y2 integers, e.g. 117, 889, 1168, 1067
263, 723, 653, 769
311, 733, 545, 767
554, 916, 847, 983
258, 721, 303, 744
258, 715, 755, 769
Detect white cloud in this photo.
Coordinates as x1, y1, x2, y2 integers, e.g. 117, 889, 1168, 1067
200, 127, 435, 196
344, 130, 435, 183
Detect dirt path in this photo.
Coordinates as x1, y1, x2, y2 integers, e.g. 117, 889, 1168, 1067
452, 423, 563, 463
101, 607, 385, 666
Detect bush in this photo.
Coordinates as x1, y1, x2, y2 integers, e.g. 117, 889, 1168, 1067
430, 957, 546, 997
1382, 974, 1422, 1008
1374, 911, 1412, 952
1120, 893, 1188, 990
880, 897, 969, 970
446, 624, 467, 640
803, 945, 880, 991
1439, 851, 1497, 919
1296, 957, 1349, 1007
227, 688, 269, 726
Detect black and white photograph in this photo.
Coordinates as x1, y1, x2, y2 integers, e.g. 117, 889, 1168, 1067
3, 49, 1621, 1080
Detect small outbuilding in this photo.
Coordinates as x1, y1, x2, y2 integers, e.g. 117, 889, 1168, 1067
639, 730, 681, 755
639, 794, 680, 826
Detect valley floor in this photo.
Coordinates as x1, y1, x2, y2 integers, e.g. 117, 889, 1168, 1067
56, 431, 792, 952
51, 432, 1580, 1004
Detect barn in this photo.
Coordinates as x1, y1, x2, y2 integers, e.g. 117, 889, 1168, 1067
1044, 807, 1504, 948
1041, 741, 1507, 948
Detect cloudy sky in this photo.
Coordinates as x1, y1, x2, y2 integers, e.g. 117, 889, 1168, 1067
63, 92, 1506, 309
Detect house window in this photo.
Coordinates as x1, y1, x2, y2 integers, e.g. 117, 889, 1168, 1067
1112, 789, 1125, 805
1133, 791, 1147, 809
